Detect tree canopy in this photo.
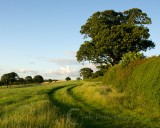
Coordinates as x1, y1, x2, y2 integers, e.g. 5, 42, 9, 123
1, 72, 19, 88
33, 75, 44, 83
80, 68, 93, 79
25, 76, 33, 84
76, 8, 155, 65
65, 77, 71, 81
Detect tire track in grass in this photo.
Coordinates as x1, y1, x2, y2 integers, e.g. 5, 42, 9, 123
47, 84, 80, 113
48, 83, 134, 128
47, 83, 83, 128
66, 85, 121, 128
66, 83, 150, 128
47, 82, 150, 128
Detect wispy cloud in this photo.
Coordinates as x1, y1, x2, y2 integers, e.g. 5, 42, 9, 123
48, 58, 80, 66
13, 69, 38, 75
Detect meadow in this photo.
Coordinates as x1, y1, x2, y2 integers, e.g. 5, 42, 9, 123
1, 75, 160, 128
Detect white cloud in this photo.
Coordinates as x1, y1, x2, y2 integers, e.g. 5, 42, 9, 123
48, 58, 80, 66
46, 70, 54, 74
43, 66, 80, 79
57, 66, 71, 75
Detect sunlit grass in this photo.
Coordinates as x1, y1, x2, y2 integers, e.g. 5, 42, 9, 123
1, 79, 160, 127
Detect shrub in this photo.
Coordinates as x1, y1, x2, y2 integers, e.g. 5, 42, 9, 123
120, 51, 145, 68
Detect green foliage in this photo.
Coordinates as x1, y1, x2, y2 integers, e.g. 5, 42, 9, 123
65, 77, 71, 81
79, 68, 93, 79
1, 72, 19, 87
33, 75, 44, 83
96, 64, 111, 73
25, 76, 33, 84
120, 51, 145, 68
18, 78, 26, 85
91, 70, 103, 78
76, 8, 155, 65
103, 56, 160, 110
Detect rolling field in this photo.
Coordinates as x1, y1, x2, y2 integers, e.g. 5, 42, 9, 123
0, 81, 160, 128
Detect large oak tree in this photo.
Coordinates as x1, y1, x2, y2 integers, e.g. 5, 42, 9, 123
76, 8, 155, 65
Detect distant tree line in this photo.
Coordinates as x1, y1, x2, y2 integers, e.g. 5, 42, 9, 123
0, 72, 47, 88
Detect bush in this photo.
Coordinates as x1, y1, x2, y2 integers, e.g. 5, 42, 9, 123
120, 51, 145, 68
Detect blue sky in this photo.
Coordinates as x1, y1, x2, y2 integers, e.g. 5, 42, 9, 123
0, 0, 160, 80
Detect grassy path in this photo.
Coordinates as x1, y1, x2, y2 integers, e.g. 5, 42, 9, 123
48, 81, 155, 128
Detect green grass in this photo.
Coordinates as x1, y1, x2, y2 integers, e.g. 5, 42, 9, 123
1, 80, 159, 128
0, 82, 75, 128
1, 64, 160, 128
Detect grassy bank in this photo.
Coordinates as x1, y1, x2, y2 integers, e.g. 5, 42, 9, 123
103, 56, 160, 120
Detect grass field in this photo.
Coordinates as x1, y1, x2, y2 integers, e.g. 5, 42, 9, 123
1, 80, 160, 128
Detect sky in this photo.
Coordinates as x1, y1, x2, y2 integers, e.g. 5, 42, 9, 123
0, 0, 160, 80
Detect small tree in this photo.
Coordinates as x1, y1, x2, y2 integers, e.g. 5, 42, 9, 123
80, 68, 93, 80
65, 77, 71, 81
33, 75, 44, 83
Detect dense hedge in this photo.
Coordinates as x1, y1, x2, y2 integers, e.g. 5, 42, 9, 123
103, 55, 160, 108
